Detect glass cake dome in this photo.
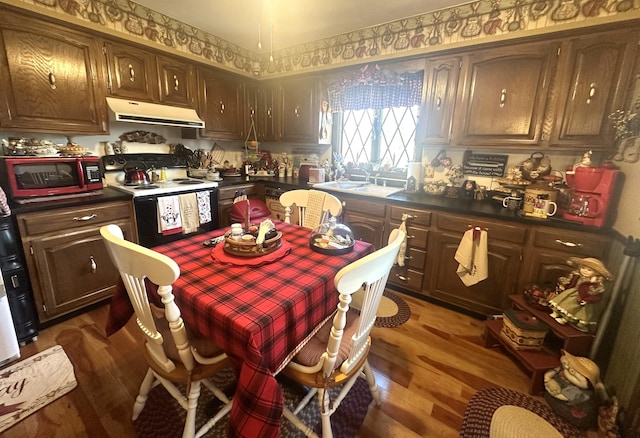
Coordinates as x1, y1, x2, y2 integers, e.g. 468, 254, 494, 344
309, 217, 355, 255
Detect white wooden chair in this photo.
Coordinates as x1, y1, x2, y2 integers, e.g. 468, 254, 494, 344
279, 189, 343, 229
100, 224, 232, 438
280, 228, 405, 438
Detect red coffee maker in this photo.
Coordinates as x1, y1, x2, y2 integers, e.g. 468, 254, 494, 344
562, 166, 621, 228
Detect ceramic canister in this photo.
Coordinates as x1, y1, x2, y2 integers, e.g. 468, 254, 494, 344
523, 184, 558, 214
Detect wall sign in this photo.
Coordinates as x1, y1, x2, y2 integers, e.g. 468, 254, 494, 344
462, 153, 508, 177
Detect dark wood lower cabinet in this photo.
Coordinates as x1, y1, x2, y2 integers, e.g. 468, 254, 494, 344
17, 201, 137, 323
427, 231, 523, 315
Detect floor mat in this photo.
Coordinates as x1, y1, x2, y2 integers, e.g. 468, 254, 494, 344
134, 367, 374, 437
0, 345, 77, 433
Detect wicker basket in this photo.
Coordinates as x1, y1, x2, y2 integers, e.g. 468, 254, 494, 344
223, 231, 282, 257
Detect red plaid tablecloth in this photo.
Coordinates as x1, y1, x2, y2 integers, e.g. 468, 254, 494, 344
105, 221, 374, 438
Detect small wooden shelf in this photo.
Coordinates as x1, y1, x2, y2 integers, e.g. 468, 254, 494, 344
483, 294, 595, 395
484, 319, 559, 395
509, 294, 595, 355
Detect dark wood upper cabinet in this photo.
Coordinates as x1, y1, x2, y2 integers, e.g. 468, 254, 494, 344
197, 68, 245, 140
104, 41, 157, 102
0, 10, 108, 134
546, 29, 639, 150
417, 56, 462, 146
256, 83, 280, 141
452, 41, 559, 147
279, 77, 319, 143
156, 54, 195, 108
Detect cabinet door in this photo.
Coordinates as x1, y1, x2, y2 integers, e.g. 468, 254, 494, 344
417, 56, 461, 146
453, 41, 557, 147
518, 227, 611, 291
198, 68, 245, 140
426, 231, 522, 315
0, 13, 108, 134
342, 196, 385, 249
343, 212, 383, 249
157, 54, 195, 108
29, 219, 135, 322
257, 83, 279, 141
280, 77, 318, 143
548, 30, 639, 149
244, 82, 260, 142
104, 41, 157, 101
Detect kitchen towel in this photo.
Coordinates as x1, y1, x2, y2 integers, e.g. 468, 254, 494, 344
178, 193, 200, 234
157, 195, 182, 235
196, 191, 212, 224
454, 227, 488, 287
396, 213, 409, 267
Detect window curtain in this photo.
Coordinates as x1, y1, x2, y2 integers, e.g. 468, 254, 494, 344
328, 65, 423, 112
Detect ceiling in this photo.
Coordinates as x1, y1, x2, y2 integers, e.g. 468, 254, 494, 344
133, 0, 469, 53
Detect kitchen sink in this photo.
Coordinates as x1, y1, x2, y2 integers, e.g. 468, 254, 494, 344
312, 181, 405, 198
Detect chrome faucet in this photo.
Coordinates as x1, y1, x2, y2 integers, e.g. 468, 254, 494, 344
374, 173, 380, 185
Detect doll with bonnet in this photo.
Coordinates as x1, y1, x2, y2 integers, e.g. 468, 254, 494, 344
547, 257, 612, 333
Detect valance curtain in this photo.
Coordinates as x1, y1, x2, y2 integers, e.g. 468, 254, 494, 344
328, 65, 424, 112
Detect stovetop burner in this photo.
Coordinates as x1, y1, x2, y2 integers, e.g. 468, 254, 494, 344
177, 179, 204, 185
133, 184, 160, 190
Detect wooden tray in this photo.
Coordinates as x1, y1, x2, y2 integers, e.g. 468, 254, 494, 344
223, 231, 282, 257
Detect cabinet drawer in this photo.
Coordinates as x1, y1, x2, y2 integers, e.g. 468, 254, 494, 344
531, 227, 609, 258
389, 266, 423, 291
343, 197, 386, 217
390, 220, 428, 250
435, 213, 527, 244
218, 184, 258, 201
18, 201, 133, 236
404, 247, 426, 270
389, 205, 432, 227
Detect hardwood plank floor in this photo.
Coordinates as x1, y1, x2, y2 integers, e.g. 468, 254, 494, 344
3, 293, 535, 437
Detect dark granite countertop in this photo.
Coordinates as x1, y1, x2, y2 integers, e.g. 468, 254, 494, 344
8, 177, 611, 235
252, 176, 612, 235
8, 187, 133, 215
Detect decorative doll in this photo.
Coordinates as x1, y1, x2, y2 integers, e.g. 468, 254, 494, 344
544, 350, 608, 429
547, 257, 612, 333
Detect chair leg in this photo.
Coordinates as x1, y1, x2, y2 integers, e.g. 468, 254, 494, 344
282, 406, 319, 438
363, 360, 381, 405
132, 369, 155, 420
318, 388, 333, 438
195, 400, 233, 438
196, 378, 234, 438
293, 387, 318, 415
182, 380, 201, 438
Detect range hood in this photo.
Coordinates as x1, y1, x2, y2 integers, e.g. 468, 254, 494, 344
106, 97, 205, 129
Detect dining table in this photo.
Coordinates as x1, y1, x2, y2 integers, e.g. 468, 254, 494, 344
105, 220, 375, 438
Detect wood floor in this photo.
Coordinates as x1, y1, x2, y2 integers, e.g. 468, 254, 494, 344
2, 293, 534, 437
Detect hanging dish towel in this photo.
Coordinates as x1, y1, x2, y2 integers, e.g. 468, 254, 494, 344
179, 193, 200, 234
454, 227, 488, 287
196, 191, 212, 224
0, 187, 10, 216
157, 196, 182, 235
396, 214, 409, 267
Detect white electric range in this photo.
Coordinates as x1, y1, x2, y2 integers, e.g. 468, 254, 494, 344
101, 153, 219, 247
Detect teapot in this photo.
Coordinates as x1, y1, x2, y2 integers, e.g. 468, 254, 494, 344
123, 164, 149, 185
521, 152, 551, 181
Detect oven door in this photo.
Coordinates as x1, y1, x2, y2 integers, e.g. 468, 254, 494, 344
133, 188, 219, 248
